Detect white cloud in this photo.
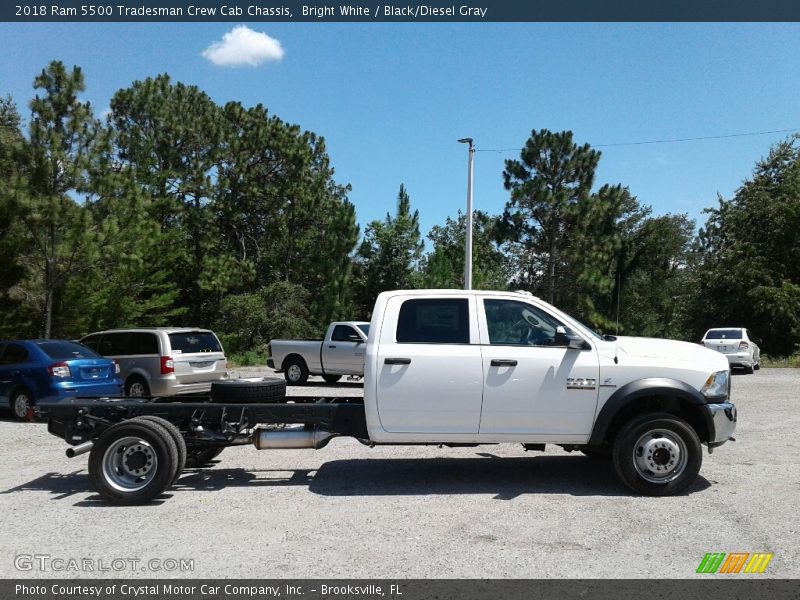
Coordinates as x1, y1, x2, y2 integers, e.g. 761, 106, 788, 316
202, 26, 284, 67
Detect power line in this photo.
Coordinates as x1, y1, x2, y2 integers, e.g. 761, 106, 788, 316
475, 127, 800, 153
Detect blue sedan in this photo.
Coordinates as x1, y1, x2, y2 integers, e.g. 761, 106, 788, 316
0, 340, 124, 420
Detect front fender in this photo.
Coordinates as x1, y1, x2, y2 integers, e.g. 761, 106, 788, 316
588, 377, 709, 445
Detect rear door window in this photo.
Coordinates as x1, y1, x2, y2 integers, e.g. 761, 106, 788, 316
38, 341, 99, 360
396, 298, 469, 344
0, 343, 29, 365
98, 333, 130, 355
168, 332, 222, 354
129, 333, 159, 355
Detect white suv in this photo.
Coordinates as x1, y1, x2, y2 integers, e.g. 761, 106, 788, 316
702, 328, 761, 374
80, 328, 228, 396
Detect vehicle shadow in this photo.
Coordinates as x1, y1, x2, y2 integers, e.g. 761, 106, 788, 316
1, 454, 711, 505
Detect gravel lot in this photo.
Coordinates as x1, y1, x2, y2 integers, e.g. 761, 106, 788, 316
0, 369, 797, 579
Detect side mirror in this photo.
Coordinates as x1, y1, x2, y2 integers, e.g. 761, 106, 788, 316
347, 334, 363, 344
556, 326, 587, 350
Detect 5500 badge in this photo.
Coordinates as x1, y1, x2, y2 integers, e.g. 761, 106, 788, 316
15, 5, 115, 16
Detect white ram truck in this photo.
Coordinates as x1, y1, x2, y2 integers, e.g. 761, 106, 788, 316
268, 321, 369, 384
41, 289, 737, 504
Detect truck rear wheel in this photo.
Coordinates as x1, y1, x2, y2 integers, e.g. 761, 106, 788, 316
612, 413, 702, 496
283, 357, 309, 385
131, 416, 186, 484
210, 378, 286, 403
88, 420, 178, 505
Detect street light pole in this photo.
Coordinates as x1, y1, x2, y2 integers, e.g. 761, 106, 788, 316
458, 138, 474, 290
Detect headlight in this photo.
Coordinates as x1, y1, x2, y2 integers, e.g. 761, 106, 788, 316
701, 370, 730, 401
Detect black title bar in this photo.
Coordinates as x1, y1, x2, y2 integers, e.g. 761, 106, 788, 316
6, 580, 800, 600
4, 0, 800, 22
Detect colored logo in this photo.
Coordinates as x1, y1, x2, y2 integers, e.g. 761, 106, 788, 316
696, 552, 773, 574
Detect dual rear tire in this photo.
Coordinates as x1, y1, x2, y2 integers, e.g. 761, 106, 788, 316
88, 417, 185, 505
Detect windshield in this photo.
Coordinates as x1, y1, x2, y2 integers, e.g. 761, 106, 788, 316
356, 324, 370, 337
571, 317, 605, 341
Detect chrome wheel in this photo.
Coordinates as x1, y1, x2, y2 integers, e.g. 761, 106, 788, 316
12, 392, 31, 419
127, 381, 147, 397
102, 436, 158, 492
632, 428, 688, 483
286, 364, 302, 383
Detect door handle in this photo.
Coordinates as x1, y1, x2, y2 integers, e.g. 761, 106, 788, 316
384, 358, 411, 365
328, 345, 336, 348
490, 359, 518, 367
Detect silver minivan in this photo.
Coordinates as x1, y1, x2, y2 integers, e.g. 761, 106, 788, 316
80, 328, 228, 396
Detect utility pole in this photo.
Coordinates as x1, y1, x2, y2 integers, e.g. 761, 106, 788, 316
457, 138, 474, 290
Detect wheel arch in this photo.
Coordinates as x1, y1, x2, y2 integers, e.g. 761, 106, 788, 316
589, 378, 711, 446
281, 353, 308, 371
124, 367, 151, 382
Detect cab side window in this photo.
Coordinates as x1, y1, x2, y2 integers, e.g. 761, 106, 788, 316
484, 300, 568, 347
331, 325, 359, 342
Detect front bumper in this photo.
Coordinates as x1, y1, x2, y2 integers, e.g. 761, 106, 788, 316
703, 402, 737, 447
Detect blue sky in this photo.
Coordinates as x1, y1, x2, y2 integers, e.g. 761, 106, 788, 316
1, 23, 799, 239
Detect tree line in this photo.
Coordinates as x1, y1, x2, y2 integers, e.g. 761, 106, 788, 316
1, 62, 798, 357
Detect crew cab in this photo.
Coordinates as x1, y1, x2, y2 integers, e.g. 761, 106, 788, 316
38, 290, 737, 504
268, 321, 369, 384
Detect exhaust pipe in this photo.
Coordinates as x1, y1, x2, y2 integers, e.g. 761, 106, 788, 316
253, 426, 336, 450
65, 440, 94, 458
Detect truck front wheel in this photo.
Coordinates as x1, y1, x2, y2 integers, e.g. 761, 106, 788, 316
88, 420, 178, 505
283, 357, 309, 385
612, 413, 702, 496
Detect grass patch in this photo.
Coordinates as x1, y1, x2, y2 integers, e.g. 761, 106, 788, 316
760, 354, 800, 368
228, 351, 270, 368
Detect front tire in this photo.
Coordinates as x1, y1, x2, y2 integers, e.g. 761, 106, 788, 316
283, 357, 309, 385
88, 420, 178, 505
9, 388, 33, 421
612, 413, 702, 496
322, 374, 342, 384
